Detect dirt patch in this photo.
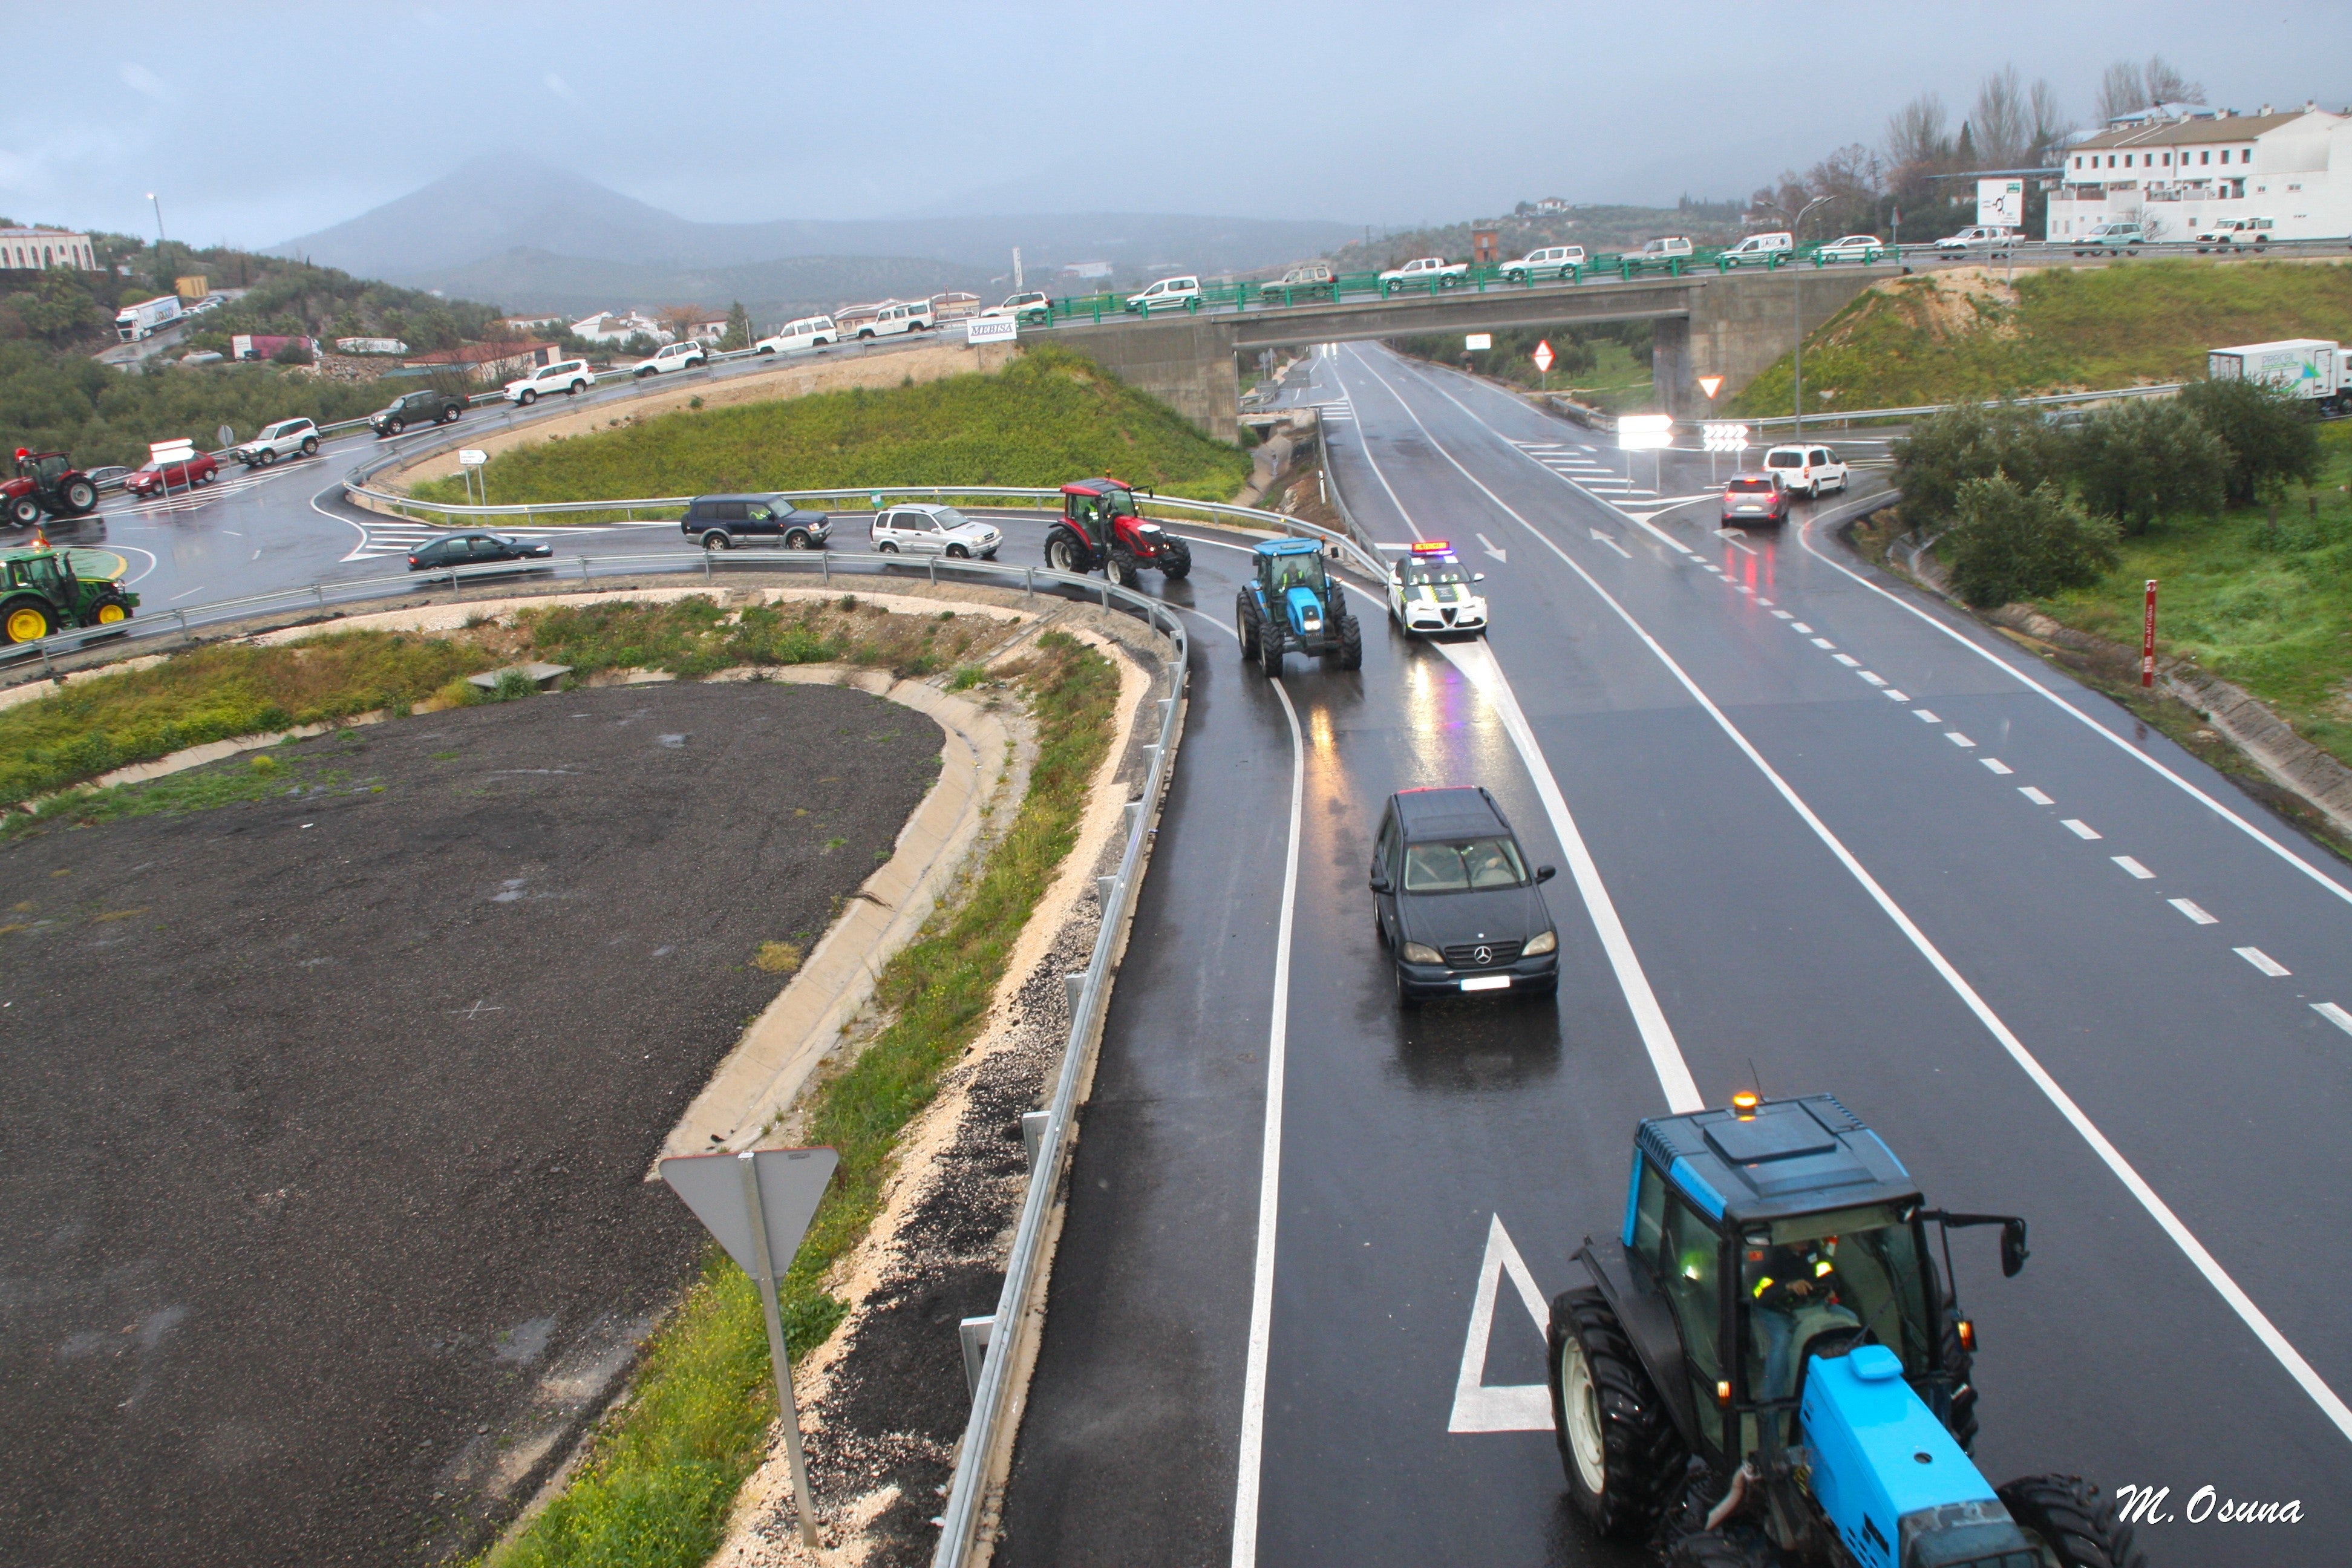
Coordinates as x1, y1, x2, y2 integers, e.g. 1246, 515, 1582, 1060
1830, 266, 2024, 350
0, 681, 946, 1566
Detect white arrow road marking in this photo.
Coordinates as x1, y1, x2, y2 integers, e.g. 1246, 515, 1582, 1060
1589, 530, 1631, 559
1475, 532, 1506, 563
1448, 1214, 1553, 1433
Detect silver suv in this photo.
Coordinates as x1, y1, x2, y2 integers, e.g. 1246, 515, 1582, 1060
232, 418, 320, 468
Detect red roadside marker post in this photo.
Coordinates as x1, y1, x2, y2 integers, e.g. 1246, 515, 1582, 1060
2141, 580, 2158, 687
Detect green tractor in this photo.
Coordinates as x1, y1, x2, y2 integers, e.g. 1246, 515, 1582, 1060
1, 540, 137, 645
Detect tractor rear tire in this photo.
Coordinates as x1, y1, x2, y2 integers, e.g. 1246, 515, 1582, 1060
1664, 1530, 1775, 1568
1549, 1286, 1685, 1539
1996, 1475, 2148, 1568
1334, 609, 1363, 671
62, 478, 97, 512
3, 599, 57, 644
1045, 532, 1085, 574
1157, 537, 1192, 580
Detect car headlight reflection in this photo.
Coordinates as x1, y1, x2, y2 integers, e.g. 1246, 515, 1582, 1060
1400, 941, 1442, 964
1523, 929, 1558, 956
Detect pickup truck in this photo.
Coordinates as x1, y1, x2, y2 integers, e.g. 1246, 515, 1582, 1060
2195, 217, 2273, 250
231, 418, 321, 468
1379, 256, 1468, 288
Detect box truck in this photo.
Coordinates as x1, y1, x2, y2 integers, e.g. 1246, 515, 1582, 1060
2207, 339, 2345, 412
232, 334, 320, 363
115, 295, 184, 341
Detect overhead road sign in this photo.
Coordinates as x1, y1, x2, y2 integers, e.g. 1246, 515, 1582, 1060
1616, 414, 1673, 451
662, 1146, 839, 1547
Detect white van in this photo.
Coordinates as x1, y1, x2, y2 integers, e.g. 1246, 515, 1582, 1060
756, 316, 838, 354
1499, 245, 1587, 281
1128, 276, 1202, 315
1723, 232, 1793, 264
854, 300, 935, 339
1635, 235, 1694, 260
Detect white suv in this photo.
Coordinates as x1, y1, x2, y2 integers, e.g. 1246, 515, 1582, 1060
853, 301, 935, 339
869, 503, 1001, 558
504, 358, 594, 405
1499, 246, 1586, 281
632, 340, 708, 377
232, 417, 320, 468
1377, 256, 1468, 287
1761, 443, 1849, 498
756, 316, 838, 353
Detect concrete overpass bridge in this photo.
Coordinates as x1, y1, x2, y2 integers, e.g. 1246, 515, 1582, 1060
1050, 265, 1883, 441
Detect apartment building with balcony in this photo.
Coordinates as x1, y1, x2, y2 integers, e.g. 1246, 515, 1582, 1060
2047, 105, 2351, 241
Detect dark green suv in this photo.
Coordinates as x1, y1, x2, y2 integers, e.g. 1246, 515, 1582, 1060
369, 389, 466, 437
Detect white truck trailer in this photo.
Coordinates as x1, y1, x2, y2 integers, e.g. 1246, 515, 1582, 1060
2207, 338, 2348, 414
114, 294, 185, 341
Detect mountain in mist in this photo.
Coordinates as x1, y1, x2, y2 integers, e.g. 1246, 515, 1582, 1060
274, 160, 1356, 316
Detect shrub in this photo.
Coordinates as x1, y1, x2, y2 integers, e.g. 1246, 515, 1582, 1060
1941, 475, 2118, 607
1892, 405, 2069, 531
2178, 376, 2322, 503
2067, 398, 2229, 534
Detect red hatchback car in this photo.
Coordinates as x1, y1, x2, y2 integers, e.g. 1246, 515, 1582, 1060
124, 451, 220, 497
1722, 471, 1788, 528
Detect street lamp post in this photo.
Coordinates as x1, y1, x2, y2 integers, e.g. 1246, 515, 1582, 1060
1788, 194, 1832, 439
146, 192, 168, 278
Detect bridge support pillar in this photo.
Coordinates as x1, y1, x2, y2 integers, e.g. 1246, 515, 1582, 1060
1665, 268, 1879, 420
1053, 316, 1241, 445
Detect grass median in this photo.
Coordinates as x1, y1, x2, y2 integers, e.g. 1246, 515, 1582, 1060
485, 629, 1119, 1568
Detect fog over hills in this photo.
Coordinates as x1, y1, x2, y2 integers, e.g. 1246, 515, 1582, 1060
274, 160, 1357, 319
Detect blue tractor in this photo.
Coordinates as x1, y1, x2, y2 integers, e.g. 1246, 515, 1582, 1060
1552, 1093, 2147, 1568
1235, 537, 1361, 675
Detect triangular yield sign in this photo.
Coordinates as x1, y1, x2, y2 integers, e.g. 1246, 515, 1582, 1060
1532, 340, 1555, 373
1447, 1213, 1555, 1432
1698, 375, 1724, 399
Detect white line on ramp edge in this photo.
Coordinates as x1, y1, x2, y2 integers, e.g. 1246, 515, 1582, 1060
1338, 344, 2352, 1449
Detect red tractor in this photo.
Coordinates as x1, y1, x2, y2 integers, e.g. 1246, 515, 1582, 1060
1044, 478, 1194, 587
3, 449, 100, 529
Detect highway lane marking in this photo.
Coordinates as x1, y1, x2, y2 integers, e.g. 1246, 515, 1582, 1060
1588, 530, 1632, 559
1793, 500, 2352, 912
1945, 732, 1975, 748
1884, 690, 1909, 701
1229, 652, 1304, 1568
168, 585, 205, 601
1859, 671, 1886, 685
1771, 610, 1793, 619
2170, 898, 2218, 923
1833, 653, 1861, 667
2236, 946, 2292, 978
1341, 347, 2352, 1446
2114, 856, 2155, 879
1914, 710, 1940, 722
2020, 786, 2054, 804
1982, 758, 2013, 774
1791, 622, 1814, 633
1446, 1215, 1552, 1433
2062, 818, 2102, 840
2313, 1002, 2352, 1035
1809, 637, 1836, 648
1336, 351, 1699, 1112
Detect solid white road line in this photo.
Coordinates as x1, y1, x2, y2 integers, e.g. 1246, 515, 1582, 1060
2062, 819, 2102, 840
1230, 670, 1304, 1568
1344, 343, 2352, 1447
2020, 786, 2055, 805
2170, 898, 2219, 924
2114, 856, 2155, 880
2235, 946, 2291, 978
1797, 502, 2352, 911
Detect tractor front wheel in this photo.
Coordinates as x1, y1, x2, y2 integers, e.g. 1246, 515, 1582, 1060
3, 601, 57, 644
1258, 617, 1285, 677
1996, 1475, 2148, 1568
7, 497, 40, 528
91, 595, 131, 626
1549, 1286, 1684, 1538
1156, 537, 1192, 580
1107, 548, 1141, 589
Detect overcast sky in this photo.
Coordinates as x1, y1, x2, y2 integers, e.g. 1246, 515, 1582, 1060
8, 1, 2349, 249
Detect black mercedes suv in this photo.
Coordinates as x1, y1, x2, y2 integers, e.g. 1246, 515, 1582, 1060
1371, 785, 1559, 1007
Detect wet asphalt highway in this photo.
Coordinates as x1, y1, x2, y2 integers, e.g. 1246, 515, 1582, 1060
1004, 344, 2352, 1567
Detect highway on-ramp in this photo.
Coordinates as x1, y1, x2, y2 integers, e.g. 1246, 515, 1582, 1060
998, 344, 2352, 1567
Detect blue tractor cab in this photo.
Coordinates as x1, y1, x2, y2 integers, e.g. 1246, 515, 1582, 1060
1235, 537, 1362, 675
1552, 1093, 2145, 1568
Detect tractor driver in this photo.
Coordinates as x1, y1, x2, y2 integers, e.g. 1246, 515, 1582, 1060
1746, 1236, 1858, 1403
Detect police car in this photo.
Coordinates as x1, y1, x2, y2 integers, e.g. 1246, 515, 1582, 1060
1386, 541, 1488, 636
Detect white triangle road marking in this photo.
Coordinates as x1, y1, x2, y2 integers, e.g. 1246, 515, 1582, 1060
1447, 1213, 1554, 1433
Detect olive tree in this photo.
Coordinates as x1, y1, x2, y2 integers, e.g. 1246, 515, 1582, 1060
1892, 405, 2069, 530
2068, 399, 2228, 534
2178, 377, 2322, 503
1941, 476, 2118, 607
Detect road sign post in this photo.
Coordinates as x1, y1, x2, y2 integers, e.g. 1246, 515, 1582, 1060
661, 1146, 840, 1549
2141, 580, 2158, 687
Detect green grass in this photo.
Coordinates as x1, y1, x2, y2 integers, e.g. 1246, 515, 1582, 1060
411, 345, 1252, 508
0, 733, 384, 841
485, 630, 1119, 1568
1730, 259, 2352, 416
2028, 422, 2352, 763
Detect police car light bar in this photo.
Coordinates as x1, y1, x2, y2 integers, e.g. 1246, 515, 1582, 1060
1410, 540, 1452, 553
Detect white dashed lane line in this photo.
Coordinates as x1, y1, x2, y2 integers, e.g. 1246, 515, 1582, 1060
2236, 946, 2292, 978
2114, 857, 2155, 880
1945, 733, 1975, 748
2062, 819, 2103, 840
2020, 786, 2054, 805
2171, 898, 2219, 924
1914, 710, 1940, 723
2313, 1002, 2352, 1035
1981, 758, 2013, 774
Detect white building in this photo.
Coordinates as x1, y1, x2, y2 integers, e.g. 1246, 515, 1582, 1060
0, 227, 98, 271
2047, 105, 2352, 242
569, 310, 673, 345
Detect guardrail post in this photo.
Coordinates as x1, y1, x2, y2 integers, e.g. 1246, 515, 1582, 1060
1025, 567, 1034, 601
927, 557, 936, 587
176, 609, 191, 644
703, 550, 713, 581
1020, 1110, 1049, 1172
578, 556, 591, 581
38, 642, 54, 680
1063, 972, 1085, 1018
958, 1316, 993, 1400
314, 584, 327, 612
822, 550, 830, 584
